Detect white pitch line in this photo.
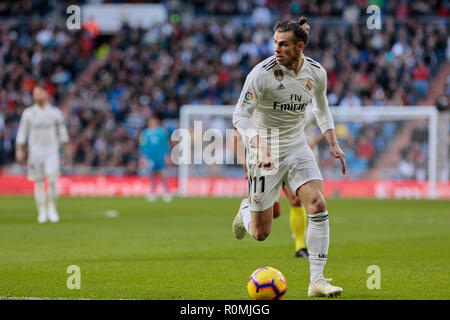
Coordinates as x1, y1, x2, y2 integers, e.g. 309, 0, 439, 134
0, 296, 92, 300
0, 296, 137, 300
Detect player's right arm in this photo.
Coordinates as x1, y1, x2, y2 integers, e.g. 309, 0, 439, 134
138, 130, 148, 168
232, 65, 274, 169
15, 109, 29, 164
138, 130, 147, 155
15, 145, 26, 164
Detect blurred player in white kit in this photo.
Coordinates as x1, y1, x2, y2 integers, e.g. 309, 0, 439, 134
15, 86, 69, 223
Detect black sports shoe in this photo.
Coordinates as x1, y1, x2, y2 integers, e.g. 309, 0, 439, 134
295, 248, 309, 258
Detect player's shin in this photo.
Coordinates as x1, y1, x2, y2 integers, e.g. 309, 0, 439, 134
34, 180, 46, 210
146, 175, 158, 202
241, 202, 252, 235
34, 180, 46, 222
47, 178, 60, 222
306, 211, 329, 283
48, 178, 58, 208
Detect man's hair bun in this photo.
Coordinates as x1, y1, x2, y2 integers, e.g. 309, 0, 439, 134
298, 16, 311, 32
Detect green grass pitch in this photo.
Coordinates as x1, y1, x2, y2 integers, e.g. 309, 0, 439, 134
0, 196, 448, 300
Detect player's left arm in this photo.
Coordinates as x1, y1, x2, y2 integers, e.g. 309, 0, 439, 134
312, 69, 346, 175
162, 129, 172, 166
323, 129, 346, 174
56, 109, 71, 164
56, 109, 69, 143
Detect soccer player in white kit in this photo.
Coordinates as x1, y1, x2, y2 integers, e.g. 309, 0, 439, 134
232, 17, 347, 297
15, 86, 69, 223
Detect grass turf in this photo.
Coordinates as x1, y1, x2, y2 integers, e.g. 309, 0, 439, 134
0, 196, 448, 300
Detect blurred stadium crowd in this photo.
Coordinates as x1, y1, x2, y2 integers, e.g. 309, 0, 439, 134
0, 0, 448, 179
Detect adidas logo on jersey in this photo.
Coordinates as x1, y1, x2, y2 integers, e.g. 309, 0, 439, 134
277, 83, 285, 90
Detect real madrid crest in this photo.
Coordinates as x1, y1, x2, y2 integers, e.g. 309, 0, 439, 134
306, 79, 312, 91
274, 66, 284, 82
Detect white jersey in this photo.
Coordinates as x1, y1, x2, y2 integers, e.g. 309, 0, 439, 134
233, 53, 334, 159
16, 103, 69, 164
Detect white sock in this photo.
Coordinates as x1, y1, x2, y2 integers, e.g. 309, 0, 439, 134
306, 211, 329, 283
48, 178, 58, 211
241, 199, 252, 235
34, 180, 46, 213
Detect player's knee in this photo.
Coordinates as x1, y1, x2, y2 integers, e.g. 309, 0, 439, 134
316, 199, 327, 213
254, 233, 269, 241
34, 180, 45, 189
252, 229, 270, 241
308, 196, 327, 214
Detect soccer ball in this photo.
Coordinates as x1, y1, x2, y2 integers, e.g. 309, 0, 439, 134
247, 266, 287, 300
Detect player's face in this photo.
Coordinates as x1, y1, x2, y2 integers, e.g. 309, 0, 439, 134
148, 117, 158, 128
273, 31, 303, 67
32, 87, 48, 104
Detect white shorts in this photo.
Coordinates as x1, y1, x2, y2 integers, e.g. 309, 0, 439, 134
247, 144, 322, 212
27, 156, 60, 181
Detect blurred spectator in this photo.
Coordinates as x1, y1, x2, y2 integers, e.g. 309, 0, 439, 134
413, 61, 430, 99
339, 91, 362, 108
0, 0, 448, 177
356, 135, 375, 164
251, 5, 272, 27
398, 148, 416, 179
436, 74, 450, 112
